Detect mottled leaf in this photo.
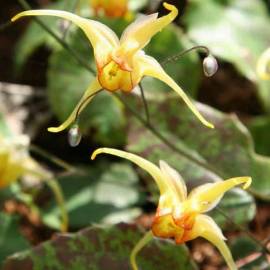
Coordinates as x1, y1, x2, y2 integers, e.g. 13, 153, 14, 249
2, 223, 197, 270
0, 212, 29, 266
247, 116, 270, 156
231, 236, 268, 269
126, 95, 268, 224
42, 162, 143, 230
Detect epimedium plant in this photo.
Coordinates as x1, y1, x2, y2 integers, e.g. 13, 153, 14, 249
3, 0, 270, 269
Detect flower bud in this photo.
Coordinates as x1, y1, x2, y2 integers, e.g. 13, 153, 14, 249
203, 55, 218, 77
68, 125, 82, 147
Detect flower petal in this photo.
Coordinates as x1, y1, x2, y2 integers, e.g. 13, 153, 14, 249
139, 54, 214, 129
257, 48, 270, 80
48, 78, 102, 133
91, 147, 167, 194
187, 177, 252, 213
159, 160, 187, 202
11, 10, 119, 65
189, 214, 237, 270
118, 3, 178, 55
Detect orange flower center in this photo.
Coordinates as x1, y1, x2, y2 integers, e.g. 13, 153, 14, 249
152, 211, 197, 244
97, 59, 134, 92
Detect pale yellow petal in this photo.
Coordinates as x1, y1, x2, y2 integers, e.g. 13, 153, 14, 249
48, 78, 101, 133
91, 148, 167, 194
11, 10, 119, 65
139, 54, 214, 129
187, 183, 222, 213
257, 48, 270, 80
188, 177, 252, 213
118, 3, 178, 55
189, 215, 237, 270
159, 160, 187, 202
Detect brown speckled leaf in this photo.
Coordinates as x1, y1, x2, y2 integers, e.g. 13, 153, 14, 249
3, 223, 197, 270
126, 94, 264, 225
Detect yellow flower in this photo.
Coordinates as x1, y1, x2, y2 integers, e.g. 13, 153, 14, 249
0, 135, 42, 189
91, 148, 252, 270
12, 3, 214, 133
90, 0, 129, 18
257, 48, 270, 80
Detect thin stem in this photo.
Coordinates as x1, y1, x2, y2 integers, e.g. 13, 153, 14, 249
27, 169, 69, 233
61, 0, 81, 40
161, 45, 210, 66
75, 89, 103, 122
30, 144, 76, 172
139, 83, 150, 124
130, 230, 153, 270
46, 178, 68, 232
114, 93, 225, 178
0, 21, 13, 31
17, 0, 96, 74
216, 207, 270, 255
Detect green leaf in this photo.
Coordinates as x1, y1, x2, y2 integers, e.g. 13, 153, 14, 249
125, 95, 270, 224
231, 236, 267, 269
2, 223, 198, 270
42, 162, 143, 230
184, 0, 270, 109
0, 212, 29, 266
247, 116, 270, 156
47, 28, 125, 145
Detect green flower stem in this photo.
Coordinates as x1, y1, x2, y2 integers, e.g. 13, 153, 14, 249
139, 83, 150, 125
161, 45, 210, 66
46, 178, 69, 232
130, 230, 153, 270
30, 144, 75, 172
62, 0, 81, 40
27, 169, 69, 232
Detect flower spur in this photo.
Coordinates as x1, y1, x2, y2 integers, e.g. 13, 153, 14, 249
91, 148, 252, 270
12, 3, 214, 133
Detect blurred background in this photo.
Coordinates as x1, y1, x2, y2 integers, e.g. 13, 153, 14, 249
0, 0, 270, 269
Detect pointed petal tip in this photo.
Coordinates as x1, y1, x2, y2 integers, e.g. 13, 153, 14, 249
207, 122, 215, 129
47, 126, 63, 133
11, 13, 22, 22
91, 148, 104, 160
163, 2, 178, 15
243, 177, 252, 190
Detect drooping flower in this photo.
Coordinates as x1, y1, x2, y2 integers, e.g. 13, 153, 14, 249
12, 3, 214, 133
91, 148, 252, 270
90, 0, 129, 18
257, 48, 270, 80
0, 135, 43, 189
